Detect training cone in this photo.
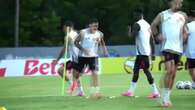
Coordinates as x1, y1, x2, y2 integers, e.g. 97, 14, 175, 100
0, 106, 7, 110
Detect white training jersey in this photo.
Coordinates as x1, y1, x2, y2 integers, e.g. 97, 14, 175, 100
67, 30, 79, 61
185, 21, 195, 59
136, 19, 151, 56
79, 28, 103, 57
160, 9, 186, 54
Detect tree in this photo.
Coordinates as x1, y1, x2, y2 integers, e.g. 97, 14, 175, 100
0, 0, 194, 47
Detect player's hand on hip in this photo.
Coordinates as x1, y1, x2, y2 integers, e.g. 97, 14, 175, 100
156, 34, 164, 43
104, 53, 110, 57
83, 49, 90, 56
151, 56, 156, 61
52, 60, 58, 64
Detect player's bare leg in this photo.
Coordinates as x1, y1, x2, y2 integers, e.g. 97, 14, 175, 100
58, 67, 72, 85
161, 60, 175, 107
169, 64, 177, 89
70, 70, 85, 96
73, 70, 85, 96
143, 69, 160, 99
90, 71, 102, 99
58, 67, 84, 96
122, 68, 139, 97
58, 67, 74, 94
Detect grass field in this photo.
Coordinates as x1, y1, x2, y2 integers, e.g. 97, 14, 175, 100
0, 72, 195, 110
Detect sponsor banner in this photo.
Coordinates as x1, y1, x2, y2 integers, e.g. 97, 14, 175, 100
101, 56, 188, 74
0, 57, 188, 77
0, 59, 64, 77
0, 59, 102, 77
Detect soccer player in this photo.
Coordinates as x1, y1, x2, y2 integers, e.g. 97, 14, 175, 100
74, 18, 109, 98
185, 10, 195, 89
122, 8, 160, 98
151, 0, 187, 107
53, 21, 84, 96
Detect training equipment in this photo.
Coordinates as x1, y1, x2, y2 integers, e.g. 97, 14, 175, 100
123, 57, 135, 74
176, 81, 185, 89
123, 57, 153, 74
109, 96, 116, 99
183, 81, 192, 89
0, 107, 7, 110
176, 81, 193, 89
192, 83, 195, 89
61, 27, 70, 96
121, 91, 134, 97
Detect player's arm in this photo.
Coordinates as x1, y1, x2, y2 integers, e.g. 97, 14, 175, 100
74, 32, 89, 55
53, 47, 65, 64
183, 25, 189, 44
74, 32, 83, 51
128, 23, 140, 37
182, 13, 189, 44
100, 37, 109, 57
151, 13, 162, 42
183, 24, 189, 44
150, 35, 155, 60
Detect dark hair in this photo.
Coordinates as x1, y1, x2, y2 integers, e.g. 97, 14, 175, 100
134, 8, 144, 15
64, 21, 74, 27
89, 18, 99, 24
189, 10, 195, 17
167, 0, 173, 2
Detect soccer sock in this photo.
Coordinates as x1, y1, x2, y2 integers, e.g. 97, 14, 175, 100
77, 86, 84, 93
167, 89, 171, 101
151, 83, 159, 94
128, 82, 137, 93
161, 88, 166, 101
163, 88, 171, 102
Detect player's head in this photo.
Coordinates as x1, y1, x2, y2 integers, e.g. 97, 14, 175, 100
133, 8, 144, 21
167, 0, 183, 11
189, 10, 195, 17
63, 21, 74, 32
188, 10, 195, 22
88, 18, 99, 33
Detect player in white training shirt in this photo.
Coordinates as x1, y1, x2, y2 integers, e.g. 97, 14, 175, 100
75, 18, 109, 98
151, 0, 187, 107
122, 8, 160, 98
53, 21, 84, 96
185, 10, 195, 89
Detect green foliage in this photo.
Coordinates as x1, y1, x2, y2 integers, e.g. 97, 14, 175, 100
0, 0, 194, 47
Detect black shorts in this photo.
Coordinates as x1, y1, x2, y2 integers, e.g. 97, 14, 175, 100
58, 60, 78, 74
75, 57, 98, 73
162, 51, 181, 65
187, 58, 195, 69
66, 60, 78, 70
134, 55, 150, 70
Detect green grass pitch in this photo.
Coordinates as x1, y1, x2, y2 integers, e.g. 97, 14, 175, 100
0, 72, 195, 110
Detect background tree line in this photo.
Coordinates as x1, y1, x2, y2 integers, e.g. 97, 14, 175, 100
0, 0, 194, 47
